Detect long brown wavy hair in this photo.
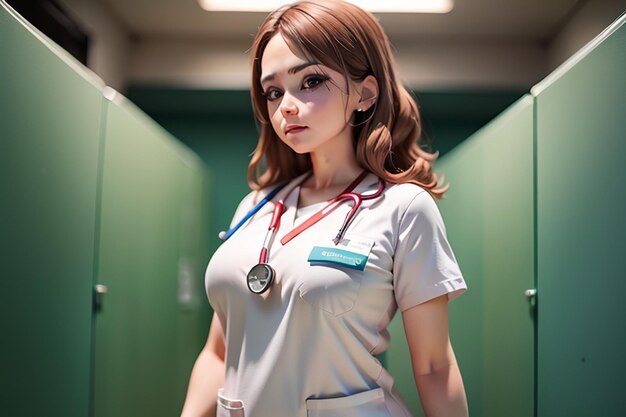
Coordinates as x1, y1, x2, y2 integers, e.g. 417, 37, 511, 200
248, 0, 448, 199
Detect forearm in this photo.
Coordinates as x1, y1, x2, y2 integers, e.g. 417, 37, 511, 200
180, 348, 225, 417
414, 361, 469, 417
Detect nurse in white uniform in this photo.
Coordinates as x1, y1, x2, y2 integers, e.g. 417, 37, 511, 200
181, 1, 469, 416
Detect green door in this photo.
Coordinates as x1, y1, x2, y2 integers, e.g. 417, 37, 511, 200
0, 3, 104, 416
441, 95, 535, 417
94, 93, 211, 417
534, 16, 626, 417
386, 95, 535, 416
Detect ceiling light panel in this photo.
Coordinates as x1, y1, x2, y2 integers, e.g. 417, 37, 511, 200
198, 0, 454, 13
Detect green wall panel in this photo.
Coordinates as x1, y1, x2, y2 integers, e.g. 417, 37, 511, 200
175, 150, 214, 386
94, 94, 211, 417
0, 3, 103, 416
387, 118, 487, 416
154, 115, 258, 254
479, 96, 534, 417
386, 95, 535, 416
432, 119, 488, 417
535, 16, 626, 417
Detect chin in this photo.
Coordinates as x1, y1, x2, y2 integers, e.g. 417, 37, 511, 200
290, 146, 312, 155
286, 140, 315, 155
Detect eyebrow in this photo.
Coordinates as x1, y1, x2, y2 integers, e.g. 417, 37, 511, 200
260, 62, 320, 85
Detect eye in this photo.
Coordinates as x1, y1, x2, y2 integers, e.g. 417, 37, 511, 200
303, 74, 330, 90
263, 88, 283, 102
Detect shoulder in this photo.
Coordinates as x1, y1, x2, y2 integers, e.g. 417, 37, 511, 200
384, 182, 434, 214
234, 186, 273, 213
381, 182, 446, 235
239, 188, 270, 208
229, 186, 273, 228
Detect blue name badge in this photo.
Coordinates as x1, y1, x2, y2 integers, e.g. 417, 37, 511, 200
308, 246, 369, 271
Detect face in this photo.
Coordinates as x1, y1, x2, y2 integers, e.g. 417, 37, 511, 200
259, 33, 362, 154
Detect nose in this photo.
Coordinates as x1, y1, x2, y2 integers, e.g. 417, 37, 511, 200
279, 93, 299, 117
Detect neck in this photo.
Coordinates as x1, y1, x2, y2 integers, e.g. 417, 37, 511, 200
306, 141, 361, 190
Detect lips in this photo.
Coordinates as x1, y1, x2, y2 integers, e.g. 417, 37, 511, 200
285, 125, 307, 135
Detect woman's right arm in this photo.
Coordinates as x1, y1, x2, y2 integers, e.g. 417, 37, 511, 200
180, 313, 226, 417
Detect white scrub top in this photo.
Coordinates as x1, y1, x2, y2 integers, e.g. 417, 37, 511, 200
205, 171, 467, 417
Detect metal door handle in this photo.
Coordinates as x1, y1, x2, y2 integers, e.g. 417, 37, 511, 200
95, 284, 108, 294
94, 284, 108, 311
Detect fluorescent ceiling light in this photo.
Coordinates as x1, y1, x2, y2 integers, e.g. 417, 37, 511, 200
198, 0, 454, 13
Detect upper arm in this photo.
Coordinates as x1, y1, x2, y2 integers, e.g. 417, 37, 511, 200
402, 294, 455, 376
204, 312, 226, 362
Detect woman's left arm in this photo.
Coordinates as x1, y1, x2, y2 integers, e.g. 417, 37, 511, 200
402, 294, 469, 417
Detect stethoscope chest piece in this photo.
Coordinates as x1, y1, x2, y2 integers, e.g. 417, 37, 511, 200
247, 263, 275, 294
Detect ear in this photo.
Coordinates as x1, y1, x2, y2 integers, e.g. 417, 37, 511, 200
357, 75, 378, 111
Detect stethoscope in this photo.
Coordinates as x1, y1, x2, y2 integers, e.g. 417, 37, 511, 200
219, 171, 385, 294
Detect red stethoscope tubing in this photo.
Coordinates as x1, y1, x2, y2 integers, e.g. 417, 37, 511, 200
280, 178, 384, 246
257, 172, 385, 265
259, 201, 285, 264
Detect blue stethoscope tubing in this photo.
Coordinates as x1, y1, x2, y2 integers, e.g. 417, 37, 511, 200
218, 181, 288, 241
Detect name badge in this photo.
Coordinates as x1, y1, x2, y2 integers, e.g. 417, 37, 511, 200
308, 235, 374, 271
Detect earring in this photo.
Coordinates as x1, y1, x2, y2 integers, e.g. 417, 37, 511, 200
357, 108, 363, 112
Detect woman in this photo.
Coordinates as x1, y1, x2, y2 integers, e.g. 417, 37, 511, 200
181, 1, 468, 416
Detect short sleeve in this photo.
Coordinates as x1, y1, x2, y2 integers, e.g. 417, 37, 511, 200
393, 190, 467, 311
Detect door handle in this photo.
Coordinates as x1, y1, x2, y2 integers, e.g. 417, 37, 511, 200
94, 284, 108, 311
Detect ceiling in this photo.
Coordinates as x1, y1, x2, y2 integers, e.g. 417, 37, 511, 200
101, 0, 583, 42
